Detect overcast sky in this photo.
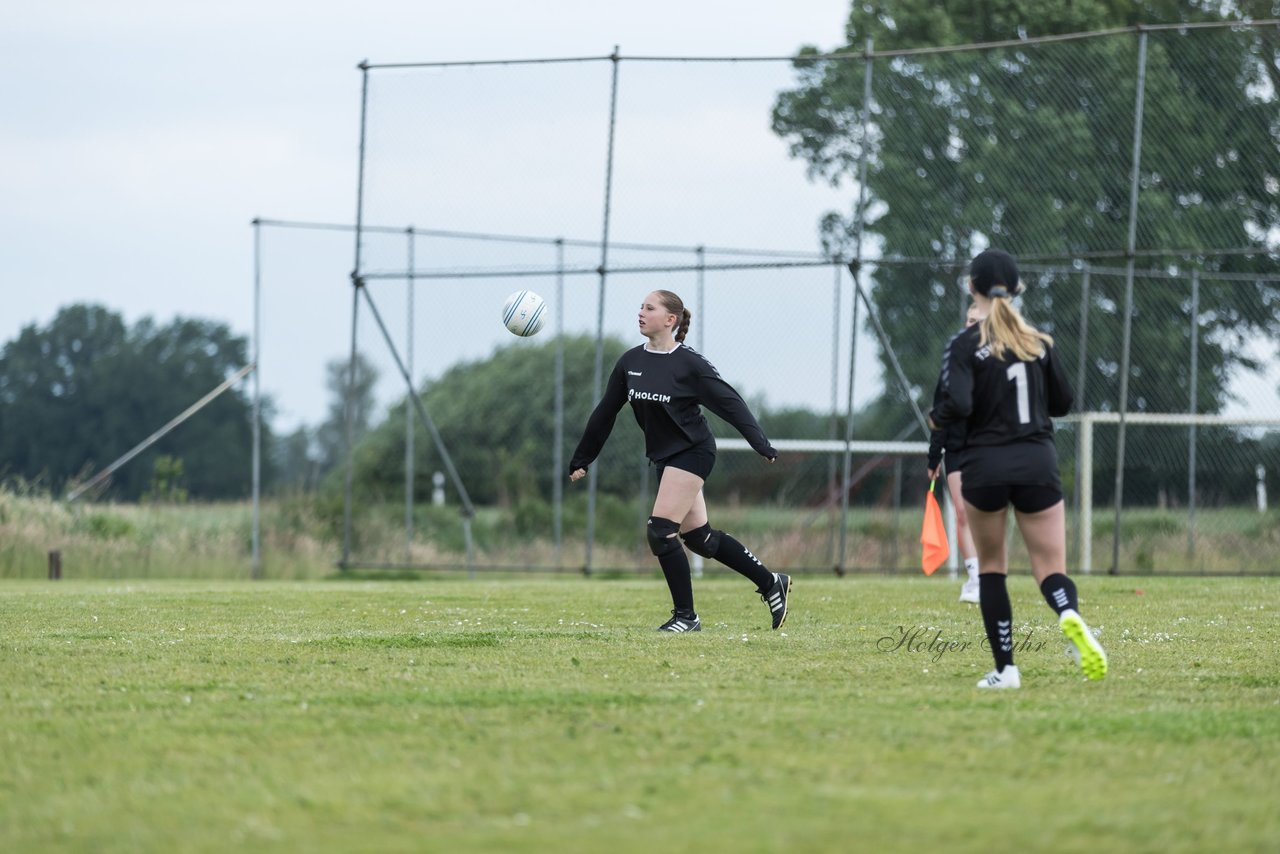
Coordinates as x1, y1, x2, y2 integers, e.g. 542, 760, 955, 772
3, 1, 877, 431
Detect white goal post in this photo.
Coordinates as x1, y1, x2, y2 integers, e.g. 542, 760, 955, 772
1074, 411, 1280, 573
721, 411, 1280, 575
716, 436, 949, 573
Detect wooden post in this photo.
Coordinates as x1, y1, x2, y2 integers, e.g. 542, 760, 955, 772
48, 550, 62, 580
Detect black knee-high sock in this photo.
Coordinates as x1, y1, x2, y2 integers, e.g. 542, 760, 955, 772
712, 532, 775, 591
1039, 573, 1079, 617
978, 573, 1015, 671
658, 549, 695, 615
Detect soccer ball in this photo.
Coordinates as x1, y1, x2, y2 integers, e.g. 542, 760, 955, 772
502, 290, 548, 337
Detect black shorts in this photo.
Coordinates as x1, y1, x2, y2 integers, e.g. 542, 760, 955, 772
943, 449, 967, 473
654, 442, 716, 481
960, 440, 1063, 513
962, 482, 1063, 514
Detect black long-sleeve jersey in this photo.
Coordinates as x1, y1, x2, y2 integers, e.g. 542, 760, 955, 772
569, 344, 776, 473
929, 323, 1073, 487
926, 371, 968, 470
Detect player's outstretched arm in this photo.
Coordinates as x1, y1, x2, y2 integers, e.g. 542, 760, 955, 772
568, 359, 628, 476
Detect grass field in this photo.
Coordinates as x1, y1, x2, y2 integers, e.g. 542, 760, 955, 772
2, 575, 1277, 852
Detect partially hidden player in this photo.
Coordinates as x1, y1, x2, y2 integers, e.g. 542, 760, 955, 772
569, 290, 789, 633
929, 249, 1107, 689
928, 302, 985, 604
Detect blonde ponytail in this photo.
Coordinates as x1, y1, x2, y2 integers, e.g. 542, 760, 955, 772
979, 298, 1053, 362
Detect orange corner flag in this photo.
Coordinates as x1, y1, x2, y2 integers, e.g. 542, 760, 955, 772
921, 479, 950, 576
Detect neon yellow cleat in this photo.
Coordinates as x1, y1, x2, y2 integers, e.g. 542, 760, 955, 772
1060, 609, 1108, 681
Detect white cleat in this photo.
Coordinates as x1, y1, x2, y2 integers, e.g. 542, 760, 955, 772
976, 664, 1021, 689
959, 578, 981, 604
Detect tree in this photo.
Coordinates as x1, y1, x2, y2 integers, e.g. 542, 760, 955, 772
0, 305, 258, 499
348, 336, 643, 506
130, 315, 259, 498
141, 455, 189, 504
271, 425, 320, 493
313, 354, 380, 478
772, 1, 1280, 424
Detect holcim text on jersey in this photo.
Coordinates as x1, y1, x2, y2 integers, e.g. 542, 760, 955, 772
628, 390, 673, 403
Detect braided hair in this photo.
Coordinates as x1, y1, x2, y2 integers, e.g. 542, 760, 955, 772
654, 290, 692, 343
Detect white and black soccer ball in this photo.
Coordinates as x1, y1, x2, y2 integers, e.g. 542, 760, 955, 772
502, 290, 548, 337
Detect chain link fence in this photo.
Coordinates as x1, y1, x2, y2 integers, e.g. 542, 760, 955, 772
253, 22, 1280, 575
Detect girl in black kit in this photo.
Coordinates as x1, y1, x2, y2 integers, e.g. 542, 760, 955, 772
569, 290, 789, 632
929, 250, 1107, 689
927, 302, 984, 605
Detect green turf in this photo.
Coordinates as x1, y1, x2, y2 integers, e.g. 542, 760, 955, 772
2, 576, 1277, 852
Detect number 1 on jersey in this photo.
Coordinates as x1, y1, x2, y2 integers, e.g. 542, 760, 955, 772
1006, 362, 1030, 424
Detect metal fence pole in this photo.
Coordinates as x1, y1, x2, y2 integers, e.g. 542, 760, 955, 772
1080, 413, 1095, 573
1072, 262, 1091, 570
585, 45, 621, 576
837, 37, 875, 576
947, 266, 966, 576
251, 218, 262, 579
837, 272, 860, 575
692, 244, 707, 579
1188, 269, 1200, 560
637, 460, 651, 562
405, 227, 416, 564
343, 61, 372, 570
553, 238, 566, 566
696, 245, 705, 353
342, 281, 362, 569
1110, 29, 1148, 576
891, 456, 902, 573
827, 262, 842, 566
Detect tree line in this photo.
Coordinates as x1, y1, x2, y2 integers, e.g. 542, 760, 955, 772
0, 305, 255, 500
1, 305, 1273, 508
0, 304, 380, 501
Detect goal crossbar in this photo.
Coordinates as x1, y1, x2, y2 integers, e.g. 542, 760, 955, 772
720, 411, 1280, 575
716, 438, 928, 455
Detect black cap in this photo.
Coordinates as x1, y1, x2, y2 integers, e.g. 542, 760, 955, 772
969, 249, 1020, 297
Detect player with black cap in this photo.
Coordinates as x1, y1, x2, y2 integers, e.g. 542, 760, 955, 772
929, 249, 1108, 688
